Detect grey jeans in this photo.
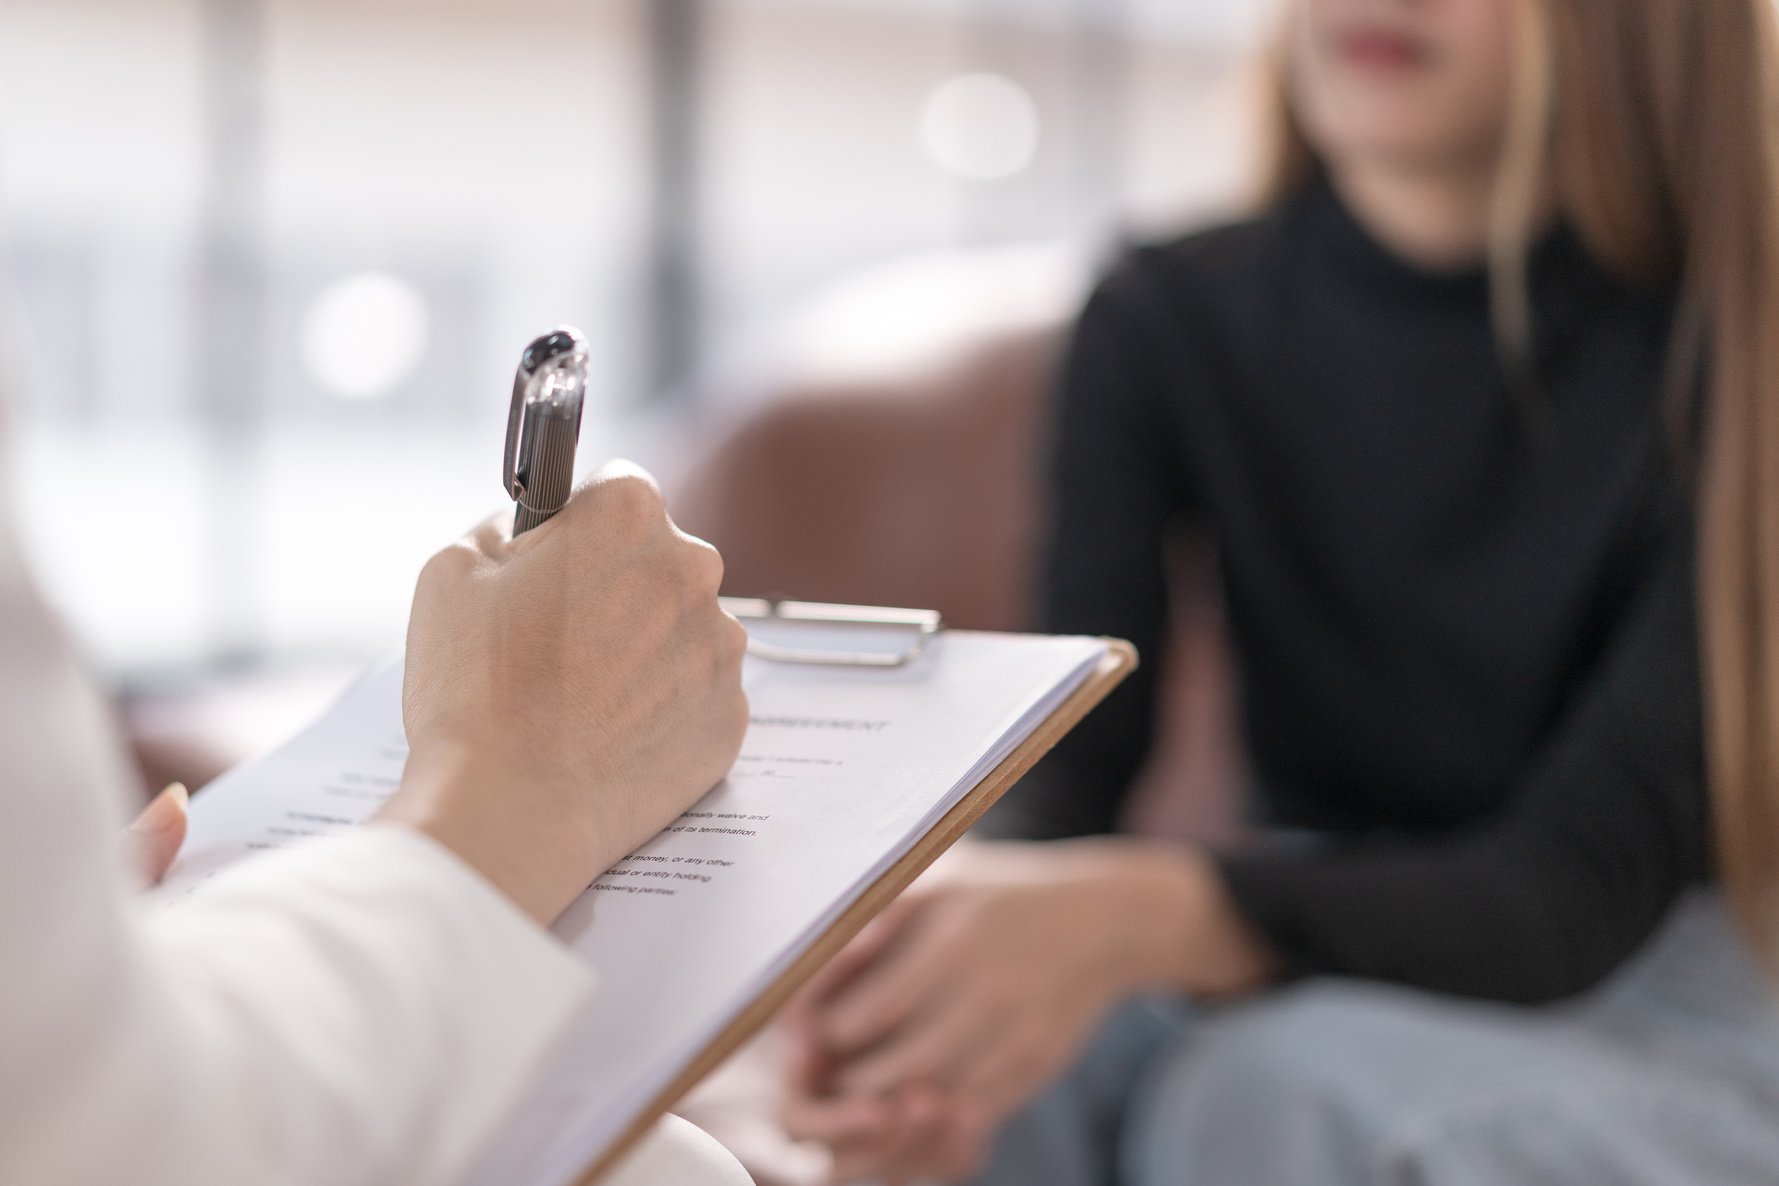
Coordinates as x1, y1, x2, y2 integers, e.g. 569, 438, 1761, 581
972, 894, 1779, 1186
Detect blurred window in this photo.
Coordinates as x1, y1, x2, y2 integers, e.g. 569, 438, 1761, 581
0, 0, 1272, 678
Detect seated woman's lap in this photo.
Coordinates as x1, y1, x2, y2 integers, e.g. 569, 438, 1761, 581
973, 895, 1779, 1186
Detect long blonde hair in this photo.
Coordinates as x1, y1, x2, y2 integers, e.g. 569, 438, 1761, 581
1266, 0, 1779, 955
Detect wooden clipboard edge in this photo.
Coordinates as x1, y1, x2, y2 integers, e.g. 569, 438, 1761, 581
575, 636, 1137, 1183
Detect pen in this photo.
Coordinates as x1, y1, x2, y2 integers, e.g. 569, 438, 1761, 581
502, 326, 590, 535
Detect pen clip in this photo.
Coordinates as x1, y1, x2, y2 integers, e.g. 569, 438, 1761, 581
504, 327, 589, 502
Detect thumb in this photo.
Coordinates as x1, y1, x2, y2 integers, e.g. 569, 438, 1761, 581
128, 782, 189, 885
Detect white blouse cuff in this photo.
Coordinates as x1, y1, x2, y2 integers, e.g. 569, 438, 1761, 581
148, 821, 598, 1096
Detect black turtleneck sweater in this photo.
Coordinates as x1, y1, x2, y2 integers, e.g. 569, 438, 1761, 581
985, 178, 1709, 1004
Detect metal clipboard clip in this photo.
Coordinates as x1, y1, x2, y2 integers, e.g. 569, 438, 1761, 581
720, 598, 943, 668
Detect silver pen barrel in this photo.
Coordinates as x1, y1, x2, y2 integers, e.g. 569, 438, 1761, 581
503, 326, 590, 536
513, 407, 579, 534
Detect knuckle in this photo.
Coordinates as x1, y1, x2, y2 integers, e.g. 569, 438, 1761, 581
599, 471, 665, 524
671, 535, 722, 596
686, 535, 725, 593
420, 540, 479, 585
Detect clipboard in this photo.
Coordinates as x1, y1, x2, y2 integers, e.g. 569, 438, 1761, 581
571, 603, 1137, 1182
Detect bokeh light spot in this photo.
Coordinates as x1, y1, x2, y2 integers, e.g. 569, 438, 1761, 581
299, 272, 430, 401
918, 72, 1041, 182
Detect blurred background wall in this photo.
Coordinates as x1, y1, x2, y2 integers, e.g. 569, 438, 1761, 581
0, 0, 1276, 694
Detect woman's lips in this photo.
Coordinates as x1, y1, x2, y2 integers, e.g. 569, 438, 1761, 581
1334, 28, 1434, 72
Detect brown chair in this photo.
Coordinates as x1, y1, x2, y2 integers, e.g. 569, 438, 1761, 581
677, 323, 1053, 633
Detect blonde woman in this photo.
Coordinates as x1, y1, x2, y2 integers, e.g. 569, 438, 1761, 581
782, 0, 1779, 1181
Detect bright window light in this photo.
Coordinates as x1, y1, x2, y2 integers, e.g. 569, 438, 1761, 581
917, 72, 1041, 182
298, 272, 430, 401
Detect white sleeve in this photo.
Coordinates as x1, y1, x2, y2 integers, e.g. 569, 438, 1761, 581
136, 826, 598, 1185
0, 520, 596, 1186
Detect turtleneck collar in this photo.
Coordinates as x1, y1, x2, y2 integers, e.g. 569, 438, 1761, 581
1285, 171, 1608, 319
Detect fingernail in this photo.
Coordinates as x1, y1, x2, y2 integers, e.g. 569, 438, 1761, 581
130, 782, 188, 835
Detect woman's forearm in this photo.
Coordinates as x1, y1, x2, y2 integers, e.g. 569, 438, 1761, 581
1082, 839, 1277, 1000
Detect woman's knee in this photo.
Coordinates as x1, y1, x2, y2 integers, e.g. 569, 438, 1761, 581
1122, 981, 1447, 1185
1187, 980, 1427, 1103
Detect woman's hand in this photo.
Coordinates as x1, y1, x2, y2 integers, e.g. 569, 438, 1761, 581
781, 838, 1273, 1183
379, 461, 750, 926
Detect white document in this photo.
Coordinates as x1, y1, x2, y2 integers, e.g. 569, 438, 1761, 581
160, 629, 1109, 1186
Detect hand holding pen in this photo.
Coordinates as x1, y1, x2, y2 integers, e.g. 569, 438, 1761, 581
382, 325, 749, 924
